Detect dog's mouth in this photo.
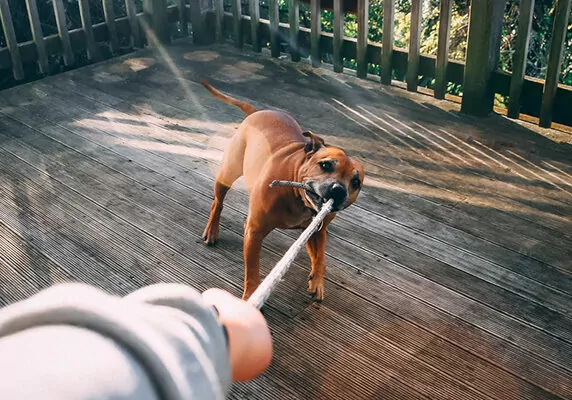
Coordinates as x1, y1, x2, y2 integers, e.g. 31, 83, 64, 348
304, 189, 324, 212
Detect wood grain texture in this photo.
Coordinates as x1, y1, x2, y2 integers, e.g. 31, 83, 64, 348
52, 0, 75, 66
381, 0, 394, 84
311, 0, 321, 67
539, 0, 571, 128
1, 43, 571, 400
24, 0, 49, 74
288, 0, 300, 61
232, 0, 243, 48
434, 0, 452, 99
332, 0, 344, 73
0, 0, 25, 80
269, 0, 279, 57
250, 0, 261, 52
78, 0, 102, 60
406, 0, 422, 91
103, 0, 120, 54
356, 0, 368, 78
507, 0, 534, 118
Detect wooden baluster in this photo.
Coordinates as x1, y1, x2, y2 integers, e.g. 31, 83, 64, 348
406, 0, 422, 91
381, 0, 394, 85
232, 0, 243, 48
539, 0, 571, 128
434, 0, 452, 99
53, 0, 75, 66
507, 0, 534, 118
289, 0, 300, 61
356, 0, 368, 78
0, 0, 24, 80
215, 0, 224, 43
125, 0, 143, 48
333, 0, 344, 73
178, 0, 189, 36
250, 0, 261, 51
78, 0, 101, 60
311, 0, 321, 67
269, 0, 280, 56
103, 0, 120, 54
461, 0, 507, 116
25, 0, 48, 75
143, 0, 170, 45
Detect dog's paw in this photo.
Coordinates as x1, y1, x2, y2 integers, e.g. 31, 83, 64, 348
202, 224, 219, 246
308, 276, 324, 304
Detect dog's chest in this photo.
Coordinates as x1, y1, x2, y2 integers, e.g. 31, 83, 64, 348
278, 208, 314, 230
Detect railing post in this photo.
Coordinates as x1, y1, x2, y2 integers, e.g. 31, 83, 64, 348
380, 0, 394, 85
539, 0, 571, 128
434, 0, 452, 99
143, 0, 170, 45
189, 0, 214, 45
461, 0, 507, 116
356, 0, 368, 78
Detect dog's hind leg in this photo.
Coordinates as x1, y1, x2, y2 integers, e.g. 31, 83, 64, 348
203, 135, 245, 246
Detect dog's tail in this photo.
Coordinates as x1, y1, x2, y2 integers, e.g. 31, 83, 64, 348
201, 80, 258, 116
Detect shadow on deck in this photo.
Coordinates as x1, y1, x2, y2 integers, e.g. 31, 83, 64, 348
0, 39, 571, 399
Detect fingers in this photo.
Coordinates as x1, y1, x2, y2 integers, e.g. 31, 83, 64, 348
202, 289, 273, 382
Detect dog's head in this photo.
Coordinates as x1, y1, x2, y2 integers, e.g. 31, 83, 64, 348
299, 131, 365, 212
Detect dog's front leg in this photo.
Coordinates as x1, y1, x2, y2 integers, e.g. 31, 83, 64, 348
306, 227, 328, 303
242, 225, 269, 300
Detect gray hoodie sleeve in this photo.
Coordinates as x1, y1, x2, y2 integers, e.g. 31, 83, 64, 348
0, 283, 232, 400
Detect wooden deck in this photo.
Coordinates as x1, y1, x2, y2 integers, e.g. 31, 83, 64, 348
1, 39, 571, 399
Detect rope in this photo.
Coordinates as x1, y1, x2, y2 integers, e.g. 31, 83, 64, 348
247, 181, 334, 309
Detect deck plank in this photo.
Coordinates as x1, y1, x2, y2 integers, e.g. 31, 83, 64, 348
0, 41, 571, 399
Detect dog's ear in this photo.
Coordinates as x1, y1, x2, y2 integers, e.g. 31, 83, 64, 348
302, 131, 325, 154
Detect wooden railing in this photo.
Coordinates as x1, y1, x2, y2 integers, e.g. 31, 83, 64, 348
1, 0, 571, 129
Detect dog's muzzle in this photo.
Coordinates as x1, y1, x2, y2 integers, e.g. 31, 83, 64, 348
305, 181, 348, 212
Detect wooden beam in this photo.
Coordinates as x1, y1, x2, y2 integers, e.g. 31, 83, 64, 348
103, 0, 120, 54
125, 0, 144, 48
539, 0, 571, 128
250, 0, 261, 51
461, 0, 507, 116
53, 0, 75, 66
289, 0, 300, 61
78, 0, 102, 60
177, 0, 189, 36
507, 0, 534, 118
269, 0, 280, 56
381, 0, 394, 85
25, 0, 49, 74
356, 0, 368, 78
232, 0, 243, 48
0, 0, 24, 80
311, 0, 321, 67
406, 0, 422, 91
143, 0, 170, 45
333, 0, 344, 72
215, 0, 224, 43
434, 0, 452, 99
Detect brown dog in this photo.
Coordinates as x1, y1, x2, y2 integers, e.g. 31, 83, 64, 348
201, 80, 364, 302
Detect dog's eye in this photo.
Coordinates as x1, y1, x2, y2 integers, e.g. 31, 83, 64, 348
319, 161, 334, 173
350, 177, 361, 190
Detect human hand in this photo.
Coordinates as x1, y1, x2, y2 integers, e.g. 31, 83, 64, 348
202, 288, 272, 382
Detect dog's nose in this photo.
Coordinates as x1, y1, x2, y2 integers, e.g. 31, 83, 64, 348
326, 182, 348, 207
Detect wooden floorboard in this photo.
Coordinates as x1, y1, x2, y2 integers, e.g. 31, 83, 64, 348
1, 40, 571, 399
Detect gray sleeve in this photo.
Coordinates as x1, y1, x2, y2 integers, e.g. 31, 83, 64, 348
0, 283, 232, 400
